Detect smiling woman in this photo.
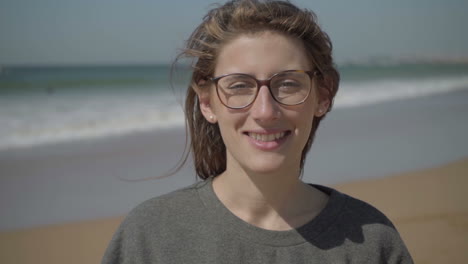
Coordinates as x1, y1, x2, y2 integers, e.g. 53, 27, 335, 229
102, 1, 413, 263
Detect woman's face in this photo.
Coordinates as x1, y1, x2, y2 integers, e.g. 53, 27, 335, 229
199, 31, 327, 175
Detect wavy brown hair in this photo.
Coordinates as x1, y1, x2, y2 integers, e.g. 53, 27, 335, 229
173, 0, 339, 180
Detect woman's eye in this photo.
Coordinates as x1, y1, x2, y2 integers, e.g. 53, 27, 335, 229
228, 82, 253, 89
280, 81, 300, 87
278, 81, 302, 92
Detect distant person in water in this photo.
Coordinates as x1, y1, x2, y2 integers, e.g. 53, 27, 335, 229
102, 1, 413, 263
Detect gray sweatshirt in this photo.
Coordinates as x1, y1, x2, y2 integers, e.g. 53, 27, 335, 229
102, 179, 413, 263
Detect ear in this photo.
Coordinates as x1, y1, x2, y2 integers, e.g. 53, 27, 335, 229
314, 78, 332, 117
195, 79, 217, 123
314, 99, 330, 117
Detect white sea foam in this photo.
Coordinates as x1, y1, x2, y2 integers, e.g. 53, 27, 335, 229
1, 75, 468, 150
0, 90, 186, 150
335, 76, 468, 108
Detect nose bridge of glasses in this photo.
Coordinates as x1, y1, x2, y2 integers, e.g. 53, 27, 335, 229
256, 78, 275, 97
255, 79, 271, 93
256, 78, 270, 88
254, 81, 279, 110
255, 76, 277, 102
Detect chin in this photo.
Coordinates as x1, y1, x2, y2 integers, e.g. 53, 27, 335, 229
243, 156, 293, 175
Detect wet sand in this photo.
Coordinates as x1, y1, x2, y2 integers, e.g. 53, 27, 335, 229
1, 158, 466, 264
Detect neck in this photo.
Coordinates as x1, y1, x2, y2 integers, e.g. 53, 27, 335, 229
212, 163, 328, 230
215, 168, 300, 208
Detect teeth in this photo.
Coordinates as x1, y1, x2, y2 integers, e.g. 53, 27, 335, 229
248, 132, 286, 142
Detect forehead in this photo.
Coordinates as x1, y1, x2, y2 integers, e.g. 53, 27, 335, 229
214, 31, 311, 78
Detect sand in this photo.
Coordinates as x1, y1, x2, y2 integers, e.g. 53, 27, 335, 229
0, 158, 466, 264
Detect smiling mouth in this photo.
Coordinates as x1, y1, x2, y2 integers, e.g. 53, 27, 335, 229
246, 131, 290, 142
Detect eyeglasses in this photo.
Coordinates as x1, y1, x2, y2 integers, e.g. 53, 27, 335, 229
211, 70, 320, 109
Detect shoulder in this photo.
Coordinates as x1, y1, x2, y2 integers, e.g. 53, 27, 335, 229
313, 184, 414, 263
123, 180, 208, 228
101, 181, 209, 263
314, 184, 396, 228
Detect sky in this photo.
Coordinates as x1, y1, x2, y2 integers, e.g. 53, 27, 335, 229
1, 0, 467, 65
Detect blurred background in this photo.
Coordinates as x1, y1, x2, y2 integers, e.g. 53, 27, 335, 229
1, 0, 467, 263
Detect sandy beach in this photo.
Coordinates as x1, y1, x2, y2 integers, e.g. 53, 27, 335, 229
0, 158, 466, 263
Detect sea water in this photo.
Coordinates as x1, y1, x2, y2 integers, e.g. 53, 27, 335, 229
1, 63, 468, 151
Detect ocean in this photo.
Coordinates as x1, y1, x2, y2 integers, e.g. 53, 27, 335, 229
1, 63, 468, 151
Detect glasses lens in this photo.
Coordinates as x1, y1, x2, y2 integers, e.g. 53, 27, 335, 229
270, 71, 311, 105
217, 74, 257, 108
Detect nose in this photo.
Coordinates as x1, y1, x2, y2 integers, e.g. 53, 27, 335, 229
250, 85, 280, 122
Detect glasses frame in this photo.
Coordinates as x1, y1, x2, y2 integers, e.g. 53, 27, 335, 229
211, 70, 321, 109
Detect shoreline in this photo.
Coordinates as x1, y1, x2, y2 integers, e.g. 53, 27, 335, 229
1, 158, 466, 263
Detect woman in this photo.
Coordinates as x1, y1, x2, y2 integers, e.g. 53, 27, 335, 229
102, 1, 413, 263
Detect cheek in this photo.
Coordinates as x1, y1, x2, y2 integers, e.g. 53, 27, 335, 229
293, 103, 316, 137
216, 118, 241, 155
300, 91, 318, 115
217, 111, 244, 133
297, 114, 314, 135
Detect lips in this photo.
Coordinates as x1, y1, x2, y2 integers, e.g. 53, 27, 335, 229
247, 131, 287, 142
244, 130, 291, 150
